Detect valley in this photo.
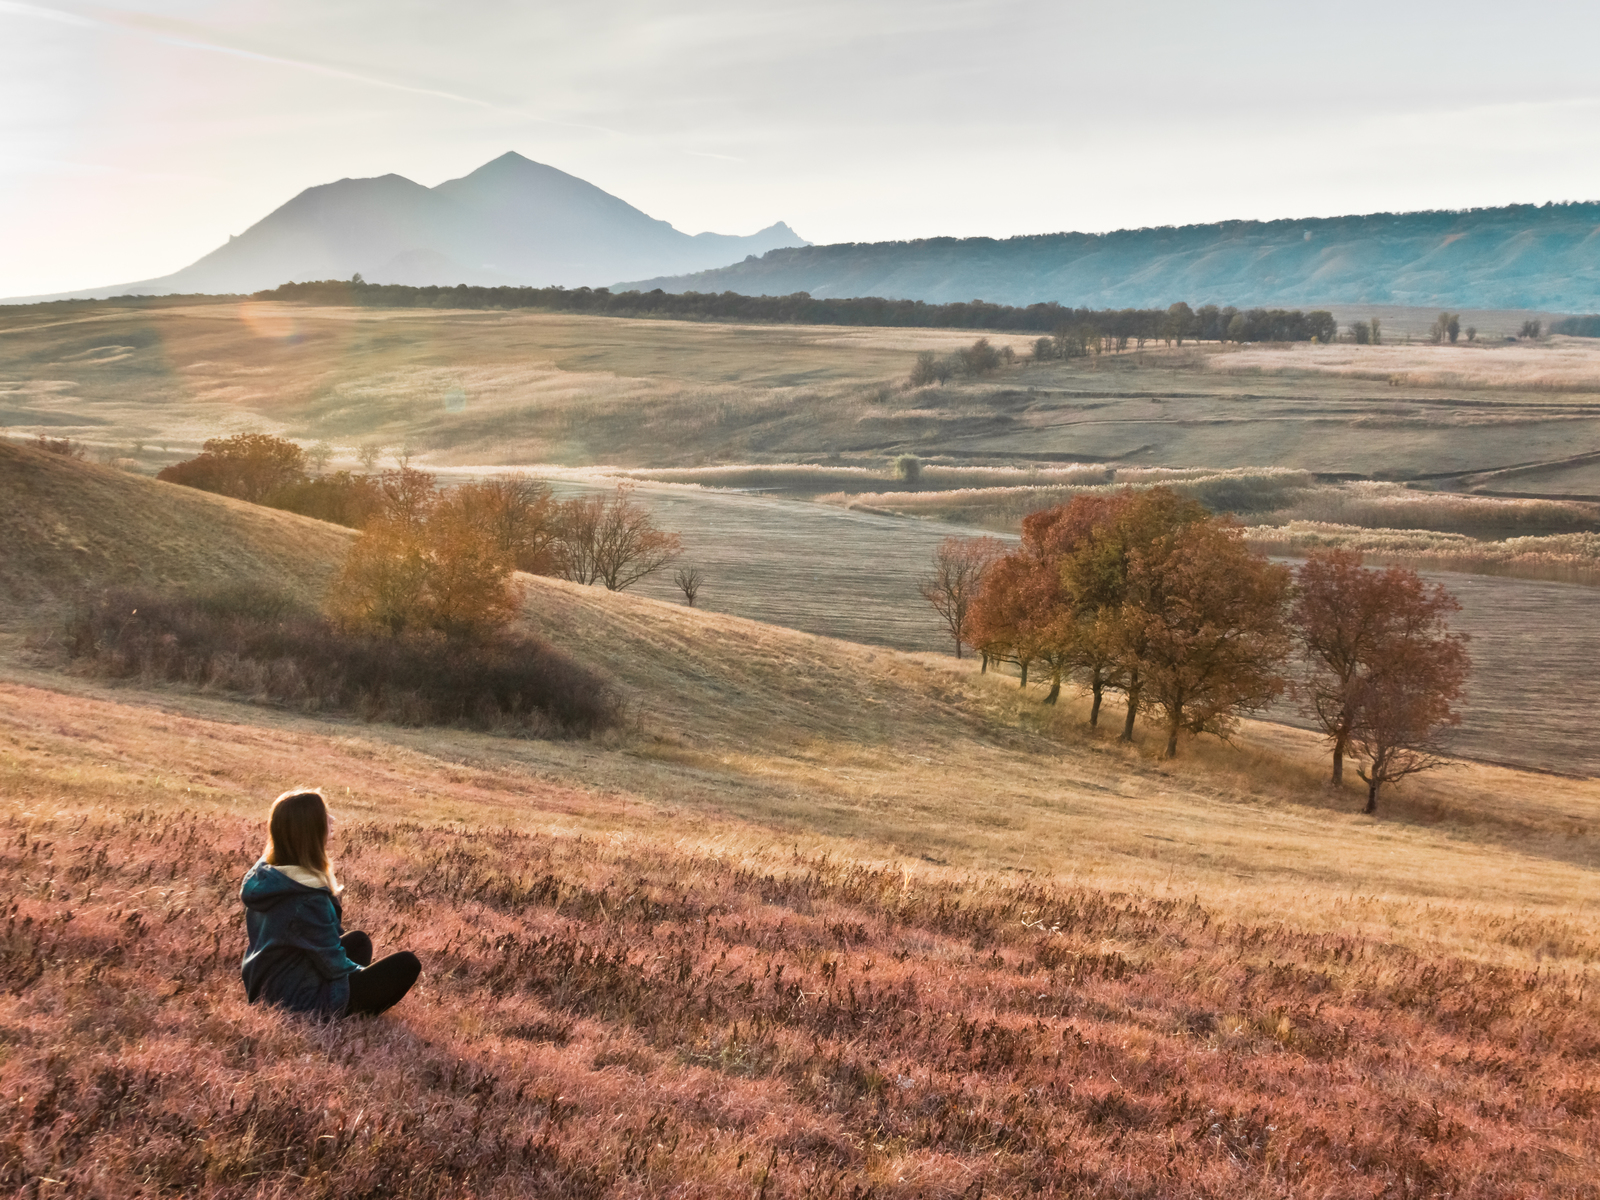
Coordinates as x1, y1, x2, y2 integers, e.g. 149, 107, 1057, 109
4, 299, 1600, 1195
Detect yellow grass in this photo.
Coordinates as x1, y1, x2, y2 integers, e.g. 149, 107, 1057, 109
0, 440, 352, 631
1212, 336, 1600, 392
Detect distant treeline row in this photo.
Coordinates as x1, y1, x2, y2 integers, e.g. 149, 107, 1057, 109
1552, 315, 1600, 338
254, 279, 1336, 342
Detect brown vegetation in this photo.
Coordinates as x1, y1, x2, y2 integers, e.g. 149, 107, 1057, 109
969, 491, 1292, 758
1292, 550, 1470, 801
64, 587, 620, 736
157, 432, 309, 502
1, 675, 1598, 1197
549, 485, 682, 591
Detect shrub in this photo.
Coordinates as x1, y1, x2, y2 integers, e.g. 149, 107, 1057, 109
65, 587, 621, 735
158, 433, 307, 502
32, 434, 86, 459
893, 454, 923, 486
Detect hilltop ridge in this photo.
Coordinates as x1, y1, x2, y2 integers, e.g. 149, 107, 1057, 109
624, 201, 1600, 311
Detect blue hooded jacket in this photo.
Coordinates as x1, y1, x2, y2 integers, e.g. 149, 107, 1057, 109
240, 860, 361, 1015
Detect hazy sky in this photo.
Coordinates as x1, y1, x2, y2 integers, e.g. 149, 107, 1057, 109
6, 0, 1600, 296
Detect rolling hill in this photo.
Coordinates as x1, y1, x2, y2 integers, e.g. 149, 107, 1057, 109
624, 202, 1600, 311
3, 437, 1600, 1194
11, 153, 806, 301
0, 440, 352, 626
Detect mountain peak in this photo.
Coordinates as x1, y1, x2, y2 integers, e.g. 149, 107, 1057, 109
8, 154, 808, 300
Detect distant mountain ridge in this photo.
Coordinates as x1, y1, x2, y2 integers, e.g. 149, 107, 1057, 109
14, 152, 807, 302
622, 203, 1600, 312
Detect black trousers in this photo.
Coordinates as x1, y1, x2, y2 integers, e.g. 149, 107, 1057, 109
341, 931, 420, 1017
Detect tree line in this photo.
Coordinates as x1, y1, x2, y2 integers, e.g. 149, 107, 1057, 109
157, 435, 689, 638
252, 278, 1339, 344
922, 490, 1468, 812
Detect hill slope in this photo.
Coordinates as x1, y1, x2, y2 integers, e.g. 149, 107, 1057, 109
0, 441, 351, 626
1, 446, 1599, 1193
12, 153, 807, 300
625, 202, 1600, 311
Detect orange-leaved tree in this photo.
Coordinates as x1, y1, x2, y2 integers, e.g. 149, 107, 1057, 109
1120, 515, 1291, 757
1062, 487, 1210, 741
920, 535, 1006, 659
967, 551, 1059, 689
451, 474, 559, 574
157, 433, 306, 502
329, 470, 519, 639
966, 496, 1129, 703
1292, 548, 1468, 808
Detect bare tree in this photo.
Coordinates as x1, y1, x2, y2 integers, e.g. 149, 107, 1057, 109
376, 466, 438, 537
553, 485, 681, 591
357, 444, 383, 473
674, 565, 704, 606
920, 536, 1005, 658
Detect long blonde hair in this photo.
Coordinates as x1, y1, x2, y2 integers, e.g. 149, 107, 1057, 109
263, 788, 339, 891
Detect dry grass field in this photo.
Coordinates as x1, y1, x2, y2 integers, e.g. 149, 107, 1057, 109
4, 448, 1600, 1193
7, 307, 1600, 1191
5, 487, 1600, 1193
5, 300, 1600, 490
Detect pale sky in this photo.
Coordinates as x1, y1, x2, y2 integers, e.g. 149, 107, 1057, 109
5, 0, 1600, 297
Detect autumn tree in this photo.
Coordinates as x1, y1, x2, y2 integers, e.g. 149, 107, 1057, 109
1062, 488, 1209, 740
329, 508, 518, 640
1349, 637, 1469, 814
328, 468, 521, 640
376, 466, 438, 536
920, 535, 1005, 659
1121, 519, 1291, 757
1022, 494, 1130, 713
967, 551, 1059, 689
1292, 549, 1468, 800
157, 433, 306, 502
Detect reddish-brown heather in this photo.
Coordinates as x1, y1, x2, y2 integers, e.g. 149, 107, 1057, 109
1, 744, 1597, 1196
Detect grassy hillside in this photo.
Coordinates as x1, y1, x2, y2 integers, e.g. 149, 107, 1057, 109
1, 460, 1599, 1193
0, 440, 350, 630
623, 202, 1600, 311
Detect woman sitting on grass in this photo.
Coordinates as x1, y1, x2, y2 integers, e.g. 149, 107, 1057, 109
241, 788, 420, 1017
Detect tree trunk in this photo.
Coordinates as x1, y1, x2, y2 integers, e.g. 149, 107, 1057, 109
980, 652, 988, 674
1364, 782, 1378, 815
1089, 679, 1103, 728
1332, 740, 1344, 785
1044, 671, 1060, 705
953, 635, 962, 660
1019, 660, 1029, 688
1165, 715, 1181, 758
1121, 691, 1138, 741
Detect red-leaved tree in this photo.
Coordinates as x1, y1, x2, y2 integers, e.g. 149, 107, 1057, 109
1293, 549, 1469, 809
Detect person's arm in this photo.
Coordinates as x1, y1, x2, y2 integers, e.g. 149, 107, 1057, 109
286, 892, 362, 980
